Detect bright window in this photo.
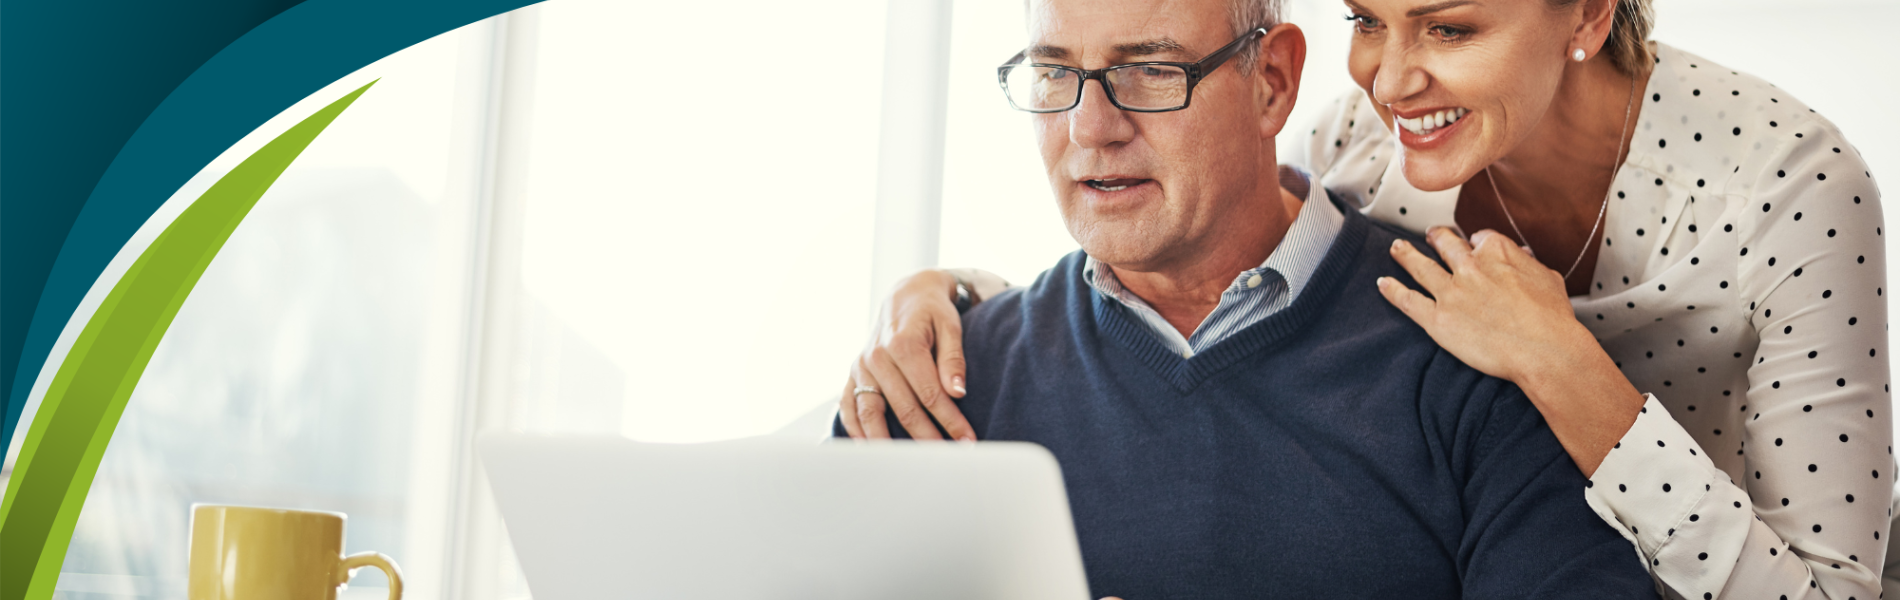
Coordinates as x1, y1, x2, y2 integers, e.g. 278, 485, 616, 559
512, 0, 887, 444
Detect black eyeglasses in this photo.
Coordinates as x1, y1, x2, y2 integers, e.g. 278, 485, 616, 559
997, 28, 1267, 113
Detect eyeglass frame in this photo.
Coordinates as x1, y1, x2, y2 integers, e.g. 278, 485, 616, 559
996, 27, 1269, 114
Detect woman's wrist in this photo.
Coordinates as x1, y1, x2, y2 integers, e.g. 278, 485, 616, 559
1513, 322, 1646, 476
1511, 321, 1607, 391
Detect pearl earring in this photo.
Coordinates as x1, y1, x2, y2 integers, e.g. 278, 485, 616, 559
1572, 48, 1587, 62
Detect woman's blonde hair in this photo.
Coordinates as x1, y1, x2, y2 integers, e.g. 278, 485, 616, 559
1554, 0, 1655, 74
1230, 0, 1656, 75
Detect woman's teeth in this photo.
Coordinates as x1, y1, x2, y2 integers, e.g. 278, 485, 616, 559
1087, 180, 1130, 192
1396, 107, 1468, 135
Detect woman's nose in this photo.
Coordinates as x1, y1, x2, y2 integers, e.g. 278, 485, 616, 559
1069, 80, 1136, 149
1371, 42, 1429, 106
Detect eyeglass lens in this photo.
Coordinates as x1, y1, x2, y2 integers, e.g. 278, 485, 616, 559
1002, 64, 1191, 112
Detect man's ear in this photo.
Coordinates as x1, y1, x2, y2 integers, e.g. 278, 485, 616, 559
1569, 0, 1617, 61
1255, 23, 1307, 139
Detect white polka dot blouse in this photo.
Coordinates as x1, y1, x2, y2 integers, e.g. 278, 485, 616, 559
1296, 42, 1890, 600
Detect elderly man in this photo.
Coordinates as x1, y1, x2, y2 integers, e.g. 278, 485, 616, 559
834, 0, 1654, 598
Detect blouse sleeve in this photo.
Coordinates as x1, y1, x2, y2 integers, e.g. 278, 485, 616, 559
1585, 118, 1891, 599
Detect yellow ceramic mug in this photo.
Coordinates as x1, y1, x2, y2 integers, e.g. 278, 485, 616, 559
188, 504, 403, 600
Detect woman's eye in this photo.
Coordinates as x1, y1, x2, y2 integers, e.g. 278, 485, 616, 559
1429, 25, 1469, 42
1344, 13, 1382, 33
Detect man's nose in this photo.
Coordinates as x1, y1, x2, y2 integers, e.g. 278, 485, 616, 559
1068, 79, 1136, 149
1371, 41, 1429, 107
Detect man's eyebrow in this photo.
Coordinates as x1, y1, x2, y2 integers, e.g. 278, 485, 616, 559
1406, 0, 1475, 18
1026, 38, 1187, 62
1114, 38, 1186, 57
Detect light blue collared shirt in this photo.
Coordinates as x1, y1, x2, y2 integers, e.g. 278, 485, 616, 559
1083, 166, 1344, 358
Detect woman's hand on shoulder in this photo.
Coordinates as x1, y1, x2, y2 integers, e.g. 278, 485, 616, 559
1374, 227, 1596, 385
1376, 227, 1647, 474
837, 269, 976, 441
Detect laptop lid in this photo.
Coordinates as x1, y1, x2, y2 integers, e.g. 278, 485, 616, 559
479, 434, 1091, 600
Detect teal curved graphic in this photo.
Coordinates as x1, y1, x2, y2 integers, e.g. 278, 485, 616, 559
3, 0, 305, 432
4, 0, 540, 472
0, 82, 373, 600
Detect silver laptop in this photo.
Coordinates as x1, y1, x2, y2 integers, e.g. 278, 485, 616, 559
479, 434, 1092, 600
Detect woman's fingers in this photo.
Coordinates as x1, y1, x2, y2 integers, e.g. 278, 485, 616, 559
1467, 228, 1505, 252
930, 318, 976, 441
1467, 229, 1530, 265
866, 348, 944, 440
837, 380, 864, 439
1376, 276, 1439, 329
838, 268, 972, 441
1389, 238, 1452, 293
937, 318, 969, 400
853, 367, 893, 439
889, 326, 975, 441
1426, 226, 1475, 270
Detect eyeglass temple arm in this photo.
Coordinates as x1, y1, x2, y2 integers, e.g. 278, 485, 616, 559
1193, 27, 1269, 79
1000, 50, 1027, 68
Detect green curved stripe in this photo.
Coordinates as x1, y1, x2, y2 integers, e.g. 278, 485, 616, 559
0, 81, 375, 600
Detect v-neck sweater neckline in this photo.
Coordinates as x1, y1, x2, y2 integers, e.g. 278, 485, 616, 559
1089, 198, 1372, 393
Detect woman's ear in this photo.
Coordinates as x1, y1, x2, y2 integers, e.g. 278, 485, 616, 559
1569, 0, 1619, 60
1256, 23, 1307, 139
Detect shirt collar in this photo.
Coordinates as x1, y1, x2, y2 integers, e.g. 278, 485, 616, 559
1084, 165, 1343, 302
1261, 165, 1344, 301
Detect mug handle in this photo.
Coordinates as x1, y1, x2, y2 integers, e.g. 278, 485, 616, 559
338, 552, 404, 600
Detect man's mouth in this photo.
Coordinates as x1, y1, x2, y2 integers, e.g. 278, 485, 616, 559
1394, 107, 1468, 136
1085, 178, 1149, 192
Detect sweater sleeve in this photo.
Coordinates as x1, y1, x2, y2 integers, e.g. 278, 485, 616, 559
1439, 356, 1659, 599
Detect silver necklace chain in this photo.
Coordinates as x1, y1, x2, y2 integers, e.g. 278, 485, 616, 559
1485, 70, 1638, 282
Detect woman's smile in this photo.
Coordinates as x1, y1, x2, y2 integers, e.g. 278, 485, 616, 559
1393, 106, 1471, 150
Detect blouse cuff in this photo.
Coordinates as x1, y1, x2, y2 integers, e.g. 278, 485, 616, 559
1587, 395, 1746, 567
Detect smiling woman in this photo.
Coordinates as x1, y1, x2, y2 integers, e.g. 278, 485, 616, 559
1337, 33, 1887, 600
1326, 0, 1889, 591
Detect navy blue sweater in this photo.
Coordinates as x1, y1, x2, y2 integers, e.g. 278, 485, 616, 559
838, 202, 1654, 599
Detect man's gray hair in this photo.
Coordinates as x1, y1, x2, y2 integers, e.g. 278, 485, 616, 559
1230, 0, 1285, 70
1023, 0, 1284, 68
